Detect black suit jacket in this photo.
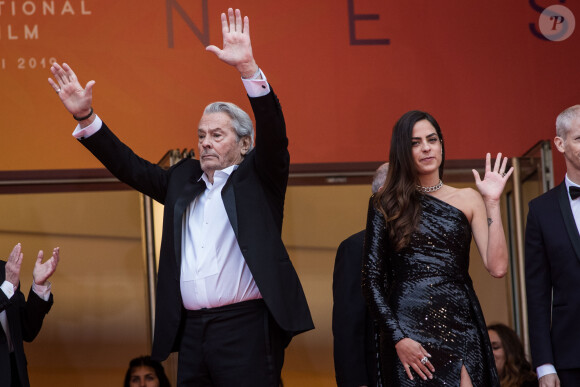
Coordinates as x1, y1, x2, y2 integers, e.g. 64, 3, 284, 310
332, 230, 378, 387
79, 88, 314, 360
525, 181, 580, 370
0, 261, 53, 387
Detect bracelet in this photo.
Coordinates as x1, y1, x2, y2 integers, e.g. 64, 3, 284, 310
242, 67, 261, 80
73, 107, 93, 121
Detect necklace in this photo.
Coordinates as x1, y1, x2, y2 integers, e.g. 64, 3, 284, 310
417, 179, 443, 193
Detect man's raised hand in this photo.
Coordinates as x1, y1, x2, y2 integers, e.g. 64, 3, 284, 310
206, 8, 259, 78
48, 62, 95, 120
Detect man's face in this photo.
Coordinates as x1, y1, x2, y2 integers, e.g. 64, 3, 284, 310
554, 117, 580, 174
198, 112, 250, 176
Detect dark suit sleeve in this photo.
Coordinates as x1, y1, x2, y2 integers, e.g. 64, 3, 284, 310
0, 290, 10, 313
361, 198, 407, 345
79, 123, 171, 204
19, 288, 53, 342
525, 201, 555, 368
332, 232, 370, 387
248, 87, 289, 216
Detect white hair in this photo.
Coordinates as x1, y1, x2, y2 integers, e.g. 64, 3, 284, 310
556, 105, 580, 139
203, 102, 254, 152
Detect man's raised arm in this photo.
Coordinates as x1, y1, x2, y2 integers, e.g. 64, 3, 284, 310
48, 63, 96, 129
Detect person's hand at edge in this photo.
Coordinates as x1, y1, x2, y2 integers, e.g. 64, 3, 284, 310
33, 247, 60, 286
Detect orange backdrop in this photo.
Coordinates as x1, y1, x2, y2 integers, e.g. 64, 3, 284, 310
1, 0, 579, 171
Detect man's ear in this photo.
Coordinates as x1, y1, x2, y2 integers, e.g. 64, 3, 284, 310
554, 136, 565, 154
240, 136, 251, 155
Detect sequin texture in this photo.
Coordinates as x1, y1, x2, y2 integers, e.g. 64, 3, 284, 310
362, 194, 499, 386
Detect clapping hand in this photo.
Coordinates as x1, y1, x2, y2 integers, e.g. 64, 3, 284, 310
33, 247, 60, 286
5, 243, 23, 289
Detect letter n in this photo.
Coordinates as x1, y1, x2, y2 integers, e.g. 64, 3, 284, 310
166, 0, 209, 48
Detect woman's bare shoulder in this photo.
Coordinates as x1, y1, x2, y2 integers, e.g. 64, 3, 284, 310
435, 186, 483, 222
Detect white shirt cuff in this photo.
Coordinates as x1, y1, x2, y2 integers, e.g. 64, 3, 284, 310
72, 115, 103, 139
32, 280, 52, 302
537, 364, 557, 378
242, 69, 270, 98
1, 280, 15, 299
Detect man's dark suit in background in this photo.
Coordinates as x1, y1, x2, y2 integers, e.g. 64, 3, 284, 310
332, 163, 388, 387
333, 230, 379, 387
525, 104, 580, 386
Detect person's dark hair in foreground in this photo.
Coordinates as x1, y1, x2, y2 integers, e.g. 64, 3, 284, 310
487, 324, 538, 387
124, 356, 171, 387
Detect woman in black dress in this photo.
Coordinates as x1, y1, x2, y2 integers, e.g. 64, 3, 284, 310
362, 110, 513, 386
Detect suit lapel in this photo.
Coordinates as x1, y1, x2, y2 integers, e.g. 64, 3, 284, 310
221, 173, 238, 239
173, 178, 206, 271
557, 182, 580, 263
222, 184, 239, 239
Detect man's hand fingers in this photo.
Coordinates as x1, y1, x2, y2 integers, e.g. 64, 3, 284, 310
49, 247, 60, 272
54, 64, 68, 84
85, 80, 96, 95
228, 8, 235, 32
243, 15, 250, 36
48, 78, 59, 92
9, 244, 22, 261
36, 250, 44, 265
220, 12, 228, 36
205, 45, 221, 57
235, 8, 243, 33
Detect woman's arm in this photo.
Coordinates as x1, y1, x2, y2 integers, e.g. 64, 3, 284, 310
471, 153, 513, 278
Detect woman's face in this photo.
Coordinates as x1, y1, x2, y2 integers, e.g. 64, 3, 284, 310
488, 329, 506, 375
411, 119, 442, 177
129, 365, 160, 387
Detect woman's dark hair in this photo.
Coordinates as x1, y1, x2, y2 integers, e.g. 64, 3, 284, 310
487, 323, 537, 387
123, 355, 171, 387
374, 110, 445, 251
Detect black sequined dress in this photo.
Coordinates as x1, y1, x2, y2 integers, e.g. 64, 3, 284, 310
362, 194, 499, 386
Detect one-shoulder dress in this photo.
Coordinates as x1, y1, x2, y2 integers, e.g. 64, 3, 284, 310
362, 194, 500, 386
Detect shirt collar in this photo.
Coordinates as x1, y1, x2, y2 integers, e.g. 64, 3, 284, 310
565, 173, 580, 189
200, 164, 239, 186
565, 173, 580, 201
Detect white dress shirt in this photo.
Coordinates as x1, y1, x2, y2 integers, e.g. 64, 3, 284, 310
0, 280, 51, 353
180, 166, 262, 309
72, 70, 271, 310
